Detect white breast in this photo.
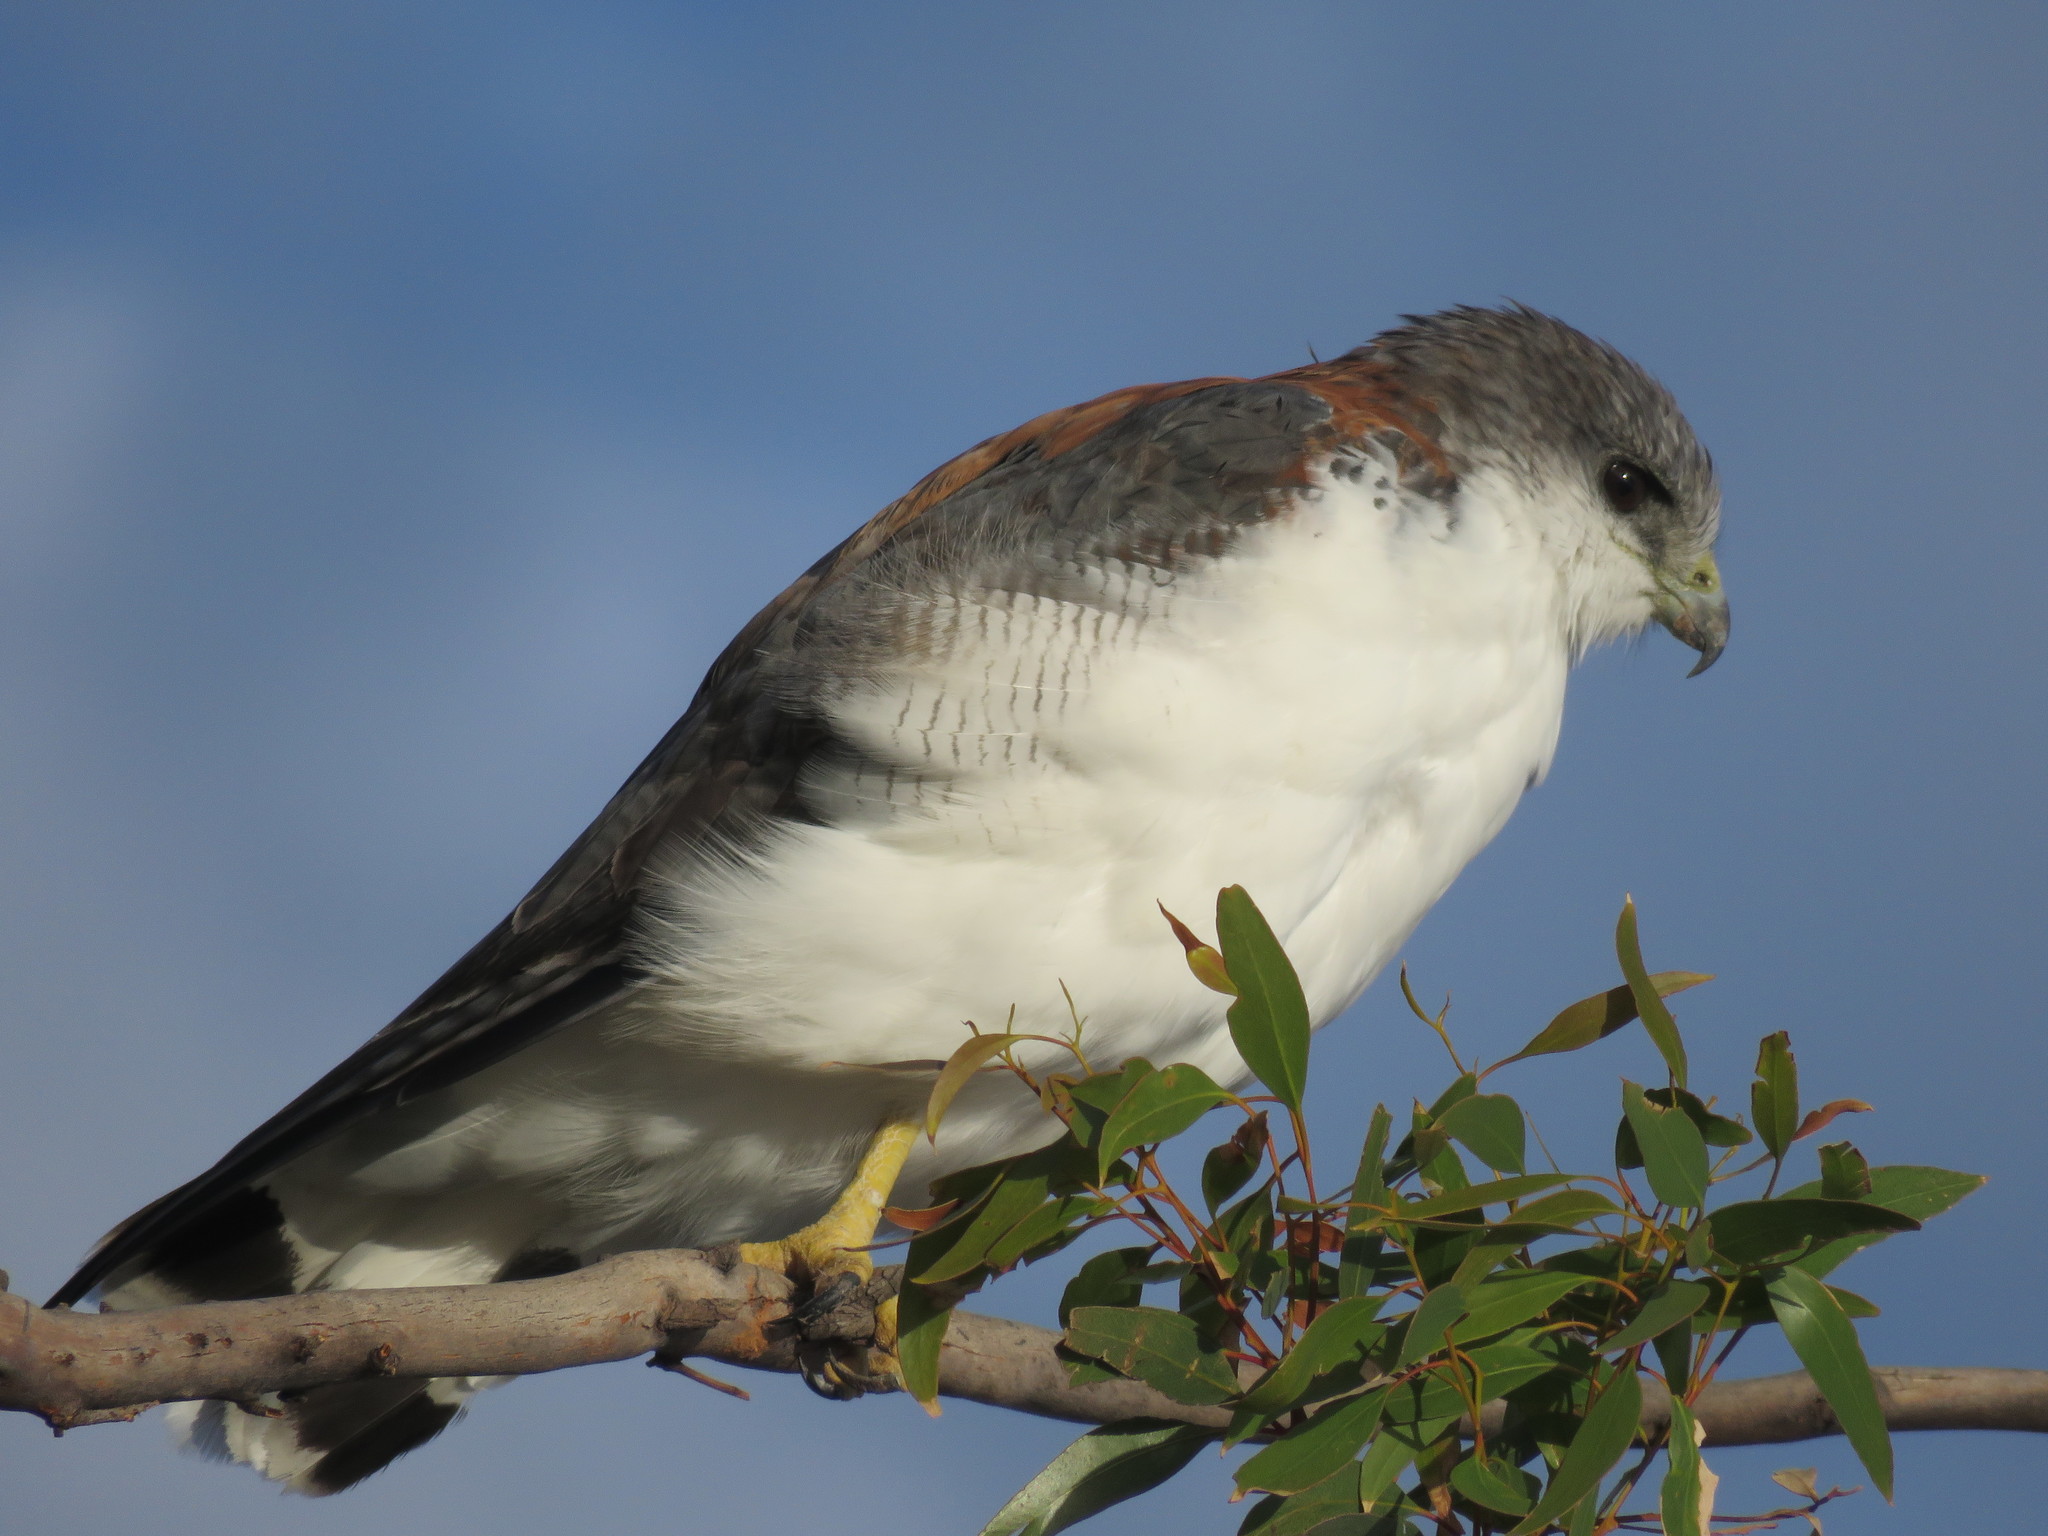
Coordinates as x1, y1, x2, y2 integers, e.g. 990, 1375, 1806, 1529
625, 460, 1570, 1164
287, 458, 1575, 1254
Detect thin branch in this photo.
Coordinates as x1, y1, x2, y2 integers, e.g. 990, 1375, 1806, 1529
2, 1254, 2044, 1450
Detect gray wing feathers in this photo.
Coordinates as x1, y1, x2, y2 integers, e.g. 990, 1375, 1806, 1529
54, 375, 1347, 1305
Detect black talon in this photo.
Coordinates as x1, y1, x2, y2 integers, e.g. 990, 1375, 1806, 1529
787, 1267, 901, 1401
790, 1268, 870, 1340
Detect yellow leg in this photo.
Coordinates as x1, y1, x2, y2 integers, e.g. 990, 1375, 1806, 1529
736, 1113, 920, 1393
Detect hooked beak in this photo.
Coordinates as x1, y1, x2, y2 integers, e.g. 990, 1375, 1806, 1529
1650, 552, 1730, 676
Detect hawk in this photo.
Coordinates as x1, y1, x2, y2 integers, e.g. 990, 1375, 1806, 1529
55, 304, 1727, 1492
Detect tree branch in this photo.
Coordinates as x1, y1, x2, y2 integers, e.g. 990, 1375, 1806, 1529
3, 1251, 2042, 1451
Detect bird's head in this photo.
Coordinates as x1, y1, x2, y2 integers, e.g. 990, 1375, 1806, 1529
1367, 304, 1728, 674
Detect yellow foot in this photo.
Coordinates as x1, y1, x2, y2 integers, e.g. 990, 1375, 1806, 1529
735, 1113, 919, 1400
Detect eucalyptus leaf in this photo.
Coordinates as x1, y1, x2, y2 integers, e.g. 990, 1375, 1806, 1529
1751, 1032, 1799, 1162
1781, 1165, 1986, 1277
1204, 1112, 1271, 1211
1622, 1081, 1709, 1209
1599, 1279, 1709, 1354
1389, 1342, 1555, 1422
1705, 1198, 1920, 1268
984, 1192, 1106, 1271
1767, 1265, 1893, 1500
1235, 1386, 1391, 1496
1394, 1282, 1467, 1369
1499, 971, 1713, 1065
979, 1419, 1215, 1536
1095, 1061, 1230, 1179
1644, 1085, 1751, 1147
926, 1032, 1035, 1142
1508, 1359, 1642, 1536
1659, 1398, 1712, 1536
1451, 1270, 1586, 1344
1216, 886, 1312, 1113
894, 1279, 953, 1411
1438, 1092, 1527, 1174
1064, 1306, 1239, 1406
1063, 1059, 1155, 1148
1818, 1141, 1873, 1202
1235, 1465, 1368, 1536
1357, 1429, 1420, 1511
1396, 1174, 1571, 1220
912, 1169, 1053, 1283
1339, 1106, 1395, 1299
1506, 1189, 1621, 1230
1058, 1246, 1151, 1327
1615, 899, 1689, 1087
1427, 1072, 1480, 1118
1239, 1295, 1388, 1415
1452, 1455, 1538, 1518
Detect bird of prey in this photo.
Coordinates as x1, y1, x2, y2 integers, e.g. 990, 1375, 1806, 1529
56, 304, 1727, 1493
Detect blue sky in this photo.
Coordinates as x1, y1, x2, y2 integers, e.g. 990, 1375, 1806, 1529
2, 5, 2044, 1532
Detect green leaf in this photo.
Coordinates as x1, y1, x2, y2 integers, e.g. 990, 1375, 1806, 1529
1395, 1174, 1572, 1219
1235, 1385, 1391, 1496
1659, 1397, 1710, 1536
912, 1168, 1051, 1282
1780, 1164, 1986, 1277
984, 1193, 1106, 1272
1615, 898, 1689, 1087
1096, 1062, 1231, 1179
1599, 1279, 1710, 1354
1215, 886, 1313, 1113
1784, 1165, 1986, 1222
1705, 1198, 1920, 1268
1508, 1358, 1642, 1536
1427, 1072, 1480, 1118
1614, 1115, 1643, 1171
1058, 1246, 1151, 1327
1388, 1343, 1554, 1424
1818, 1141, 1872, 1202
1393, 1120, 1453, 1186
1450, 1270, 1587, 1343
1507, 1189, 1622, 1230
1449, 1239, 1522, 1291
1438, 1092, 1527, 1175
1653, 1320, 1693, 1396
1642, 1085, 1751, 1148
1203, 1112, 1271, 1211
1339, 1106, 1395, 1299
1209, 1182, 1276, 1282
1751, 1032, 1799, 1162
1064, 1306, 1239, 1406
1239, 1295, 1388, 1415
1687, 1276, 1880, 1331
1235, 1466, 1366, 1536
979, 1419, 1215, 1536
1452, 1455, 1538, 1518
895, 1279, 953, 1411
911, 1138, 1099, 1282
1420, 1139, 1470, 1195
1063, 1059, 1155, 1147
1394, 1282, 1467, 1369
1621, 1082, 1709, 1208
1767, 1265, 1893, 1500
1357, 1429, 1419, 1511
926, 1032, 1035, 1142
1499, 971, 1713, 1065
1459, 1342, 1559, 1405
923, 1154, 1012, 1221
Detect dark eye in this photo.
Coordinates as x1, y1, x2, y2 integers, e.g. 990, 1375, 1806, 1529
1600, 459, 1667, 515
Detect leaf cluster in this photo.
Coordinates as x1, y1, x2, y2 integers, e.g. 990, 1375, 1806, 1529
902, 890, 1981, 1536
